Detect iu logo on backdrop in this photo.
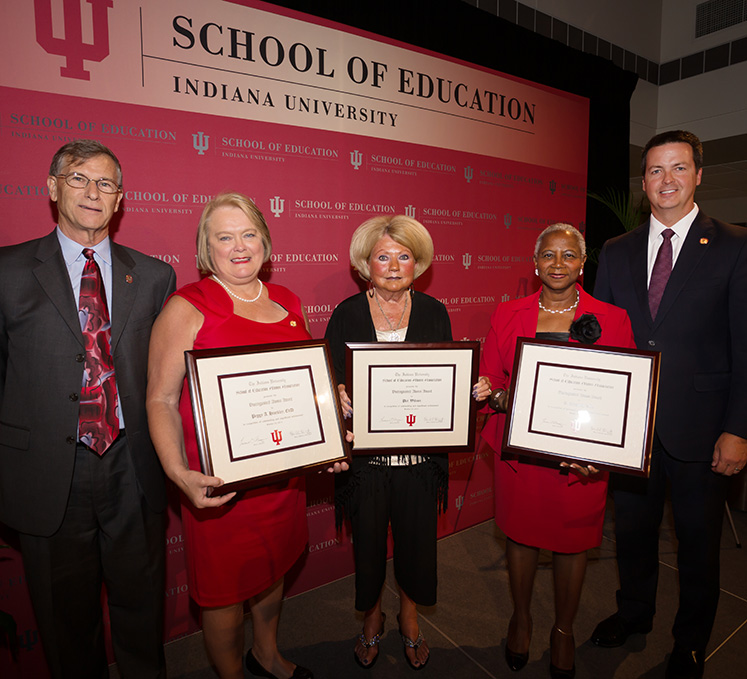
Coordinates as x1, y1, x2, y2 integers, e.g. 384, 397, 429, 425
349, 150, 363, 170
270, 196, 285, 218
462, 253, 472, 270
34, 0, 114, 81
193, 131, 210, 155
404, 205, 416, 218
464, 166, 474, 184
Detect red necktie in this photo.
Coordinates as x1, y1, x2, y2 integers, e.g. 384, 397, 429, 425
648, 229, 674, 319
78, 248, 119, 455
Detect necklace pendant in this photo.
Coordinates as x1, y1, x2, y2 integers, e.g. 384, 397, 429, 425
388, 331, 401, 341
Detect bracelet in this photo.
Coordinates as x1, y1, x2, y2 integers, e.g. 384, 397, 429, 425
488, 388, 507, 413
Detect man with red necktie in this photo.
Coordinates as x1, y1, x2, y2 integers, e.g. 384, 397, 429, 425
592, 130, 747, 678
0, 140, 176, 677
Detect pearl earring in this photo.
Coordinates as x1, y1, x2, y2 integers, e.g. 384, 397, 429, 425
534, 268, 539, 276
580, 269, 584, 275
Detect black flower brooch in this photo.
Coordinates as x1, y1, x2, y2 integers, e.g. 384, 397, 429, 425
569, 313, 602, 344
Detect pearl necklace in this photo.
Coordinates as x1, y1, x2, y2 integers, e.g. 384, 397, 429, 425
374, 289, 408, 341
212, 275, 263, 303
538, 291, 578, 314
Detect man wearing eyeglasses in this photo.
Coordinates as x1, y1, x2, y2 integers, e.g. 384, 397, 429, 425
0, 140, 176, 677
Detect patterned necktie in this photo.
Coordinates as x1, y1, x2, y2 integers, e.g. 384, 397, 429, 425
78, 248, 118, 455
648, 229, 674, 319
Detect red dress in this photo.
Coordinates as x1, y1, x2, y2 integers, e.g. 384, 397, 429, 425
480, 286, 635, 553
176, 277, 310, 607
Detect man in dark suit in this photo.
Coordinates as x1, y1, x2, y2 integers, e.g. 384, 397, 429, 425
0, 140, 176, 677
591, 130, 747, 678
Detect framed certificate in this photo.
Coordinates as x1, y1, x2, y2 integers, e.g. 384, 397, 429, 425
502, 337, 660, 476
186, 339, 350, 495
345, 342, 480, 454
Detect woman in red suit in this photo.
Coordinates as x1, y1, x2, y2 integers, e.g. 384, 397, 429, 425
480, 224, 634, 678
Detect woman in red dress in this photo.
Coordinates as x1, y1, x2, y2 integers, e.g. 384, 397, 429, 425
147, 193, 319, 679
480, 224, 634, 678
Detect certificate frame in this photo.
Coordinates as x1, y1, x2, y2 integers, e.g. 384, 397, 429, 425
502, 337, 660, 476
345, 342, 480, 454
186, 339, 350, 495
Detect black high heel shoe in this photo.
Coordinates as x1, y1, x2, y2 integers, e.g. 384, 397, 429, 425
245, 649, 314, 679
505, 616, 531, 671
549, 626, 576, 679
505, 645, 529, 672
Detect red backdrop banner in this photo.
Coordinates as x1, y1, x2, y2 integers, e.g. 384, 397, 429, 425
0, 1, 588, 675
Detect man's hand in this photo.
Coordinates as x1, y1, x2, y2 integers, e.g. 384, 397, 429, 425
711, 432, 747, 476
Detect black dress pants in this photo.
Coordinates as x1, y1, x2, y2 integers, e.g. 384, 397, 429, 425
612, 435, 729, 650
19, 439, 166, 679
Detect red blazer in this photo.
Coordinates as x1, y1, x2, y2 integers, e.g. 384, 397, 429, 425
480, 285, 635, 455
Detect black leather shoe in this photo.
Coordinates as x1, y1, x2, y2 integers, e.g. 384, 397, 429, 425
590, 613, 653, 648
505, 644, 529, 671
245, 649, 314, 679
665, 645, 704, 679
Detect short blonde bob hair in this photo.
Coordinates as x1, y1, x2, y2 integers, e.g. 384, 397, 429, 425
196, 192, 272, 274
349, 215, 434, 281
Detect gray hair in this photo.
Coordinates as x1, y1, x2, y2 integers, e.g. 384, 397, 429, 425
534, 223, 586, 259
49, 139, 123, 186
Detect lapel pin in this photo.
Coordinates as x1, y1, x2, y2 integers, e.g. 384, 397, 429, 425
699, 238, 709, 245
290, 320, 297, 327
125, 274, 133, 283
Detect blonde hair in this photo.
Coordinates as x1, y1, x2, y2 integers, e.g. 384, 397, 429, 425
195, 193, 272, 274
349, 215, 434, 281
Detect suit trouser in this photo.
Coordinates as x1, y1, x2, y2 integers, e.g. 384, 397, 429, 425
19, 437, 166, 679
612, 435, 729, 650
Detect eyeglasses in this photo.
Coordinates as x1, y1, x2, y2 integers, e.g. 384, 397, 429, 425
56, 172, 121, 194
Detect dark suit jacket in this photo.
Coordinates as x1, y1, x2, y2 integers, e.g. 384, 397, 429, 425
594, 212, 747, 462
0, 230, 176, 536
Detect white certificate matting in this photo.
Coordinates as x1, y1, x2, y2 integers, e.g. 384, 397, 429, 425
346, 342, 479, 453
503, 338, 659, 475
187, 340, 349, 493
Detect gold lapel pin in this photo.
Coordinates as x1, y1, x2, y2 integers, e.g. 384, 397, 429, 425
290, 320, 297, 327
699, 238, 709, 245
125, 274, 133, 283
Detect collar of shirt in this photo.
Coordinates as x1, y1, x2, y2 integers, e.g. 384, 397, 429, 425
56, 226, 114, 313
646, 203, 699, 284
